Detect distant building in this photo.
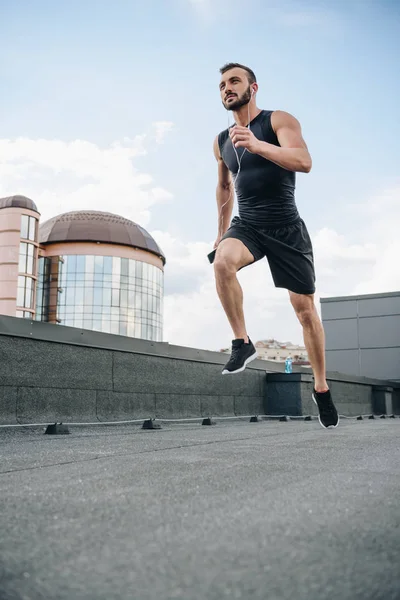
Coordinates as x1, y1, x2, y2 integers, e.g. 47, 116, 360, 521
219, 338, 310, 366
255, 339, 309, 365
321, 291, 400, 382
0, 195, 166, 342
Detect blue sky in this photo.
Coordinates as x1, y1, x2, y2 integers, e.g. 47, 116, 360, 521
1, 0, 399, 349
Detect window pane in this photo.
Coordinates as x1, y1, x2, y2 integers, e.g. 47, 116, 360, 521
75, 286, 84, 307
94, 255, 104, 275
112, 257, 121, 286
83, 317, 93, 330
111, 289, 120, 307
74, 316, 83, 329
135, 291, 142, 310
120, 289, 128, 308
28, 217, 36, 241
86, 255, 95, 275
21, 215, 29, 239
25, 278, 33, 308
102, 320, 111, 334
76, 255, 85, 273
129, 260, 136, 278
104, 256, 112, 275
93, 319, 102, 331
121, 258, 129, 277
93, 287, 103, 306
17, 285, 25, 307
67, 255, 77, 274
66, 286, 75, 306
102, 287, 111, 306
26, 244, 35, 274
19, 243, 27, 272
142, 262, 149, 281
84, 287, 93, 306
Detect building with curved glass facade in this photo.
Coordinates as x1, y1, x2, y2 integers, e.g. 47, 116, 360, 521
0, 197, 166, 342
0, 196, 40, 319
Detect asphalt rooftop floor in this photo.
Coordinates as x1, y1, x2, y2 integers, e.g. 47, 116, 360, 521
0, 418, 399, 600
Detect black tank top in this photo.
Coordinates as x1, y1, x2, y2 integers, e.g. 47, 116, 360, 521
218, 109, 300, 228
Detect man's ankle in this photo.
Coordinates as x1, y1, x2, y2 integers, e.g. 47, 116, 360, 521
314, 383, 329, 394
234, 335, 249, 344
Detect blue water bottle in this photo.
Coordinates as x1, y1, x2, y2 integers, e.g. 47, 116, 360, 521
285, 356, 293, 373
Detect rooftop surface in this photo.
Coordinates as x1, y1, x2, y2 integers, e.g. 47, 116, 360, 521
0, 419, 399, 600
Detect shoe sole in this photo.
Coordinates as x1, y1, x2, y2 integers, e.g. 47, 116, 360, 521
222, 351, 258, 375
312, 394, 340, 429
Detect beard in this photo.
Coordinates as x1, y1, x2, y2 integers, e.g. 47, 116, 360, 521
222, 86, 252, 111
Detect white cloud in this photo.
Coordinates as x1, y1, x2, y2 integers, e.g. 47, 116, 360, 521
0, 131, 174, 226
152, 121, 174, 145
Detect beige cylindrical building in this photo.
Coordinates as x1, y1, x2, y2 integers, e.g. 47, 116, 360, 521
0, 195, 40, 319
36, 211, 165, 341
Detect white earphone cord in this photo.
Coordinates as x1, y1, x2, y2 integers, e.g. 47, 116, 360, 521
218, 99, 251, 239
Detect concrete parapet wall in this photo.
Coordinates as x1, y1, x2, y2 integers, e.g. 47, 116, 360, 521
266, 373, 399, 417
0, 316, 266, 424
0, 316, 399, 425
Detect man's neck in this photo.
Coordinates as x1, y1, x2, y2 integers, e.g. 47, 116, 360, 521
233, 103, 262, 127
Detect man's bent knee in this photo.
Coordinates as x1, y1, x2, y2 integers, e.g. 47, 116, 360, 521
215, 238, 254, 274
214, 255, 237, 277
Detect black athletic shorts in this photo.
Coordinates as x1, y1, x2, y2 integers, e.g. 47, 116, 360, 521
221, 216, 316, 295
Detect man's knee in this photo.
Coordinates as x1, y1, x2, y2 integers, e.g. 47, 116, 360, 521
214, 253, 237, 277
290, 293, 317, 327
295, 307, 315, 328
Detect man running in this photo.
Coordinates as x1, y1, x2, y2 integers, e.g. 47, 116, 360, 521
212, 62, 339, 428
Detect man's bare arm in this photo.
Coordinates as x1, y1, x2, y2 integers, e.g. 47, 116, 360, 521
229, 111, 312, 173
213, 136, 234, 243
257, 111, 312, 172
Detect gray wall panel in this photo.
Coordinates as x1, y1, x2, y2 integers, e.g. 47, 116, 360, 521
325, 350, 360, 377
358, 296, 400, 318
323, 319, 358, 351
358, 315, 400, 349
321, 300, 357, 320
360, 348, 400, 381
322, 292, 400, 380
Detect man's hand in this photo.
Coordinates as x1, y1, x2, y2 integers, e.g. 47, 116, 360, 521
213, 235, 222, 250
229, 126, 260, 154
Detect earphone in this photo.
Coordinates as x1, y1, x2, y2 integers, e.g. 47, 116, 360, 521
217, 91, 253, 239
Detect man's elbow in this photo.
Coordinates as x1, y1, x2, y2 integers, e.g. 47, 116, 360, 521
217, 181, 232, 191
301, 154, 312, 173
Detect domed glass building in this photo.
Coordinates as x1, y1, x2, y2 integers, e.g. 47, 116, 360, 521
36, 210, 165, 341
0, 196, 166, 342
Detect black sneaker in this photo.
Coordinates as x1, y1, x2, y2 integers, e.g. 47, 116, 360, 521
222, 338, 258, 375
312, 389, 339, 428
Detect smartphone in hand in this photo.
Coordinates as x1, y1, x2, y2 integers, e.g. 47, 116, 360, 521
207, 249, 216, 264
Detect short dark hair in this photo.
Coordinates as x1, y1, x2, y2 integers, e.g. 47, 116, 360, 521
219, 63, 257, 85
